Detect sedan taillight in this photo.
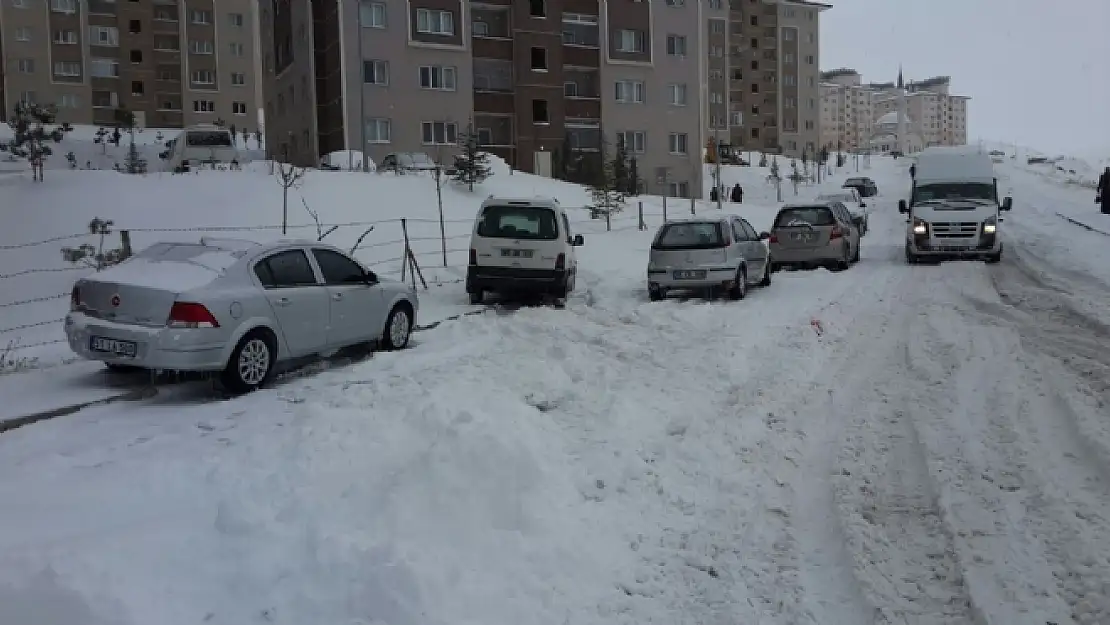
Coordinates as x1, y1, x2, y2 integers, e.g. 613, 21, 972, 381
167, 302, 220, 328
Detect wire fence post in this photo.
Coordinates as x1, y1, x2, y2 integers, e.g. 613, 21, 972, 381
605, 207, 611, 232
435, 166, 447, 267
662, 196, 668, 222
400, 218, 410, 283
119, 230, 132, 260
638, 201, 644, 231
689, 197, 695, 215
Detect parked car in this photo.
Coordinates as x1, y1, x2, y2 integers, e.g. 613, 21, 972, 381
466, 196, 583, 304
842, 176, 878, 198
646, 215, 771, 301
379, 151, 439, 173
767, 202, 861, 271
815, 190, 869, 235
65, 238, 418, 393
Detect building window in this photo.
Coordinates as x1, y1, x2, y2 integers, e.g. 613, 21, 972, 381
191, 70, 215, 85
58, 94, 80, 108
15, 27, 32, 41
128, 20, 141, 34
131, 81, 144, 95
363, 60, 388, 85
191, 10, 212, 24
665, 34, 686, 56
130, 49, 143, 63
805, 54, 814, 64
17, 59, 34, 73
532, 99, 549, 124
668, 133, 688, 154
92, 90, 119, 108
189, 39, 214, 54
784, 74, 797, 86
419, 65, 456, 90
229, 12, 244, 27
709, 92, 723, 104
783, 52, 794, 63
230, 42, 245, 56
783, 28, 795, 40
154, 7, 176, 21
89, 58, 119, 78
193, 100, 215, 113
667, 83, 687, 106
710, 20, 725, 34
667, 181, 689, 198
359, 1, 386, 28
231, 72, 246, 86
19, 91, 37, 104
55, 29, 79, 45
50, 0, 76, 13
530, 47, 548, 70
415, 9, 453, 35
154, 35, 179, 51
529, 0, 545, 18
709, 0, 722, 7
366, 118, 391, 143
615, 29, 645, 53
665, 0, 685, 5
422, 121, 458, 145
53, 61, 81, 77
617, 131, 646, 154
562, 13, 599, 47
615, 80, 644, 103
233, 102, 247, 115
473, 58, 512, 91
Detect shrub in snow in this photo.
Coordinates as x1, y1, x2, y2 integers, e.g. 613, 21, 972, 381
60, 218, 127, 271
588, 139, 626, 219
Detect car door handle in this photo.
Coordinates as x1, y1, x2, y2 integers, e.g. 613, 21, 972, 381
274, 297, 291, 307
332, 292, 343, 301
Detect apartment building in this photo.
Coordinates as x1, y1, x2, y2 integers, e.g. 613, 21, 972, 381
726, 0, 828, 158
0, 0, 261, 130
819, 69, 969, 152
261, 0, 830, 196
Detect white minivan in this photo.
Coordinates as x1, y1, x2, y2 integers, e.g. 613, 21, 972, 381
466, 196, 584, 304
899, 146, 1012, 264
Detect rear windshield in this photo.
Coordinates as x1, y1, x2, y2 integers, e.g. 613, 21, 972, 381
477, 205, 559, 240
185, 131, 234, 147
844, 178, 866, 185
819, 194, 854, 204
653, 222, 725, 250
775, 207, 835, 228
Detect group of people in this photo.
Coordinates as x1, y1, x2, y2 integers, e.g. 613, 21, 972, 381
1098, 167, 1110, 215
708, 183, 744, 204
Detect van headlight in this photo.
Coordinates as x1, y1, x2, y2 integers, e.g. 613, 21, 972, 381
912, 219, 928, 235
982, 217, 997, 235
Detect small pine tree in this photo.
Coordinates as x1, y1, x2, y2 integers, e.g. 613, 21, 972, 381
589, 137, 626, 217
451, 122, 492, 191
124, 140, 147, 174
611, 134, 630, 193
4, 102, 72, 182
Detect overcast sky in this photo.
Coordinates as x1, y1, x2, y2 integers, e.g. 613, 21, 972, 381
819, 0, 1110, 158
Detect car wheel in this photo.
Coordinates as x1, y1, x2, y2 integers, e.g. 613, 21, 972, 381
759, 260, 772, 287
105, 363, 144, 373
468, 290, 483, 305
648, 286, 665, 302
381, 303, 414, 350
835, 246, 852, 271
728, 267, 747, 300
220, 330, 275, 394
905, 246, 919, 264
851, 244, 861, 263
985, 251, 1002, 264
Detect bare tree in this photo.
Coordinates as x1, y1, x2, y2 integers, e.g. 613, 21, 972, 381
275, 153, 306, 235
301, 196, 337, 241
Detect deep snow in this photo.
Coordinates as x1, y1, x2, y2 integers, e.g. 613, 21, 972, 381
3, 147, 1110, 625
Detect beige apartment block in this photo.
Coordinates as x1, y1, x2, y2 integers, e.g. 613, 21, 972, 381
820, 69, 970, 152
727, 0, 828, 159
0, 0, 261, 131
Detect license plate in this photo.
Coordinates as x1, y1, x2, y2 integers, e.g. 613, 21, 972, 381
500, 249, 534, 258
673, 270, 707, 280
89, 336, 137, 357
791, 232, 814, 242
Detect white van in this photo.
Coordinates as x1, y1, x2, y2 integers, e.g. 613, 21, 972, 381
899, 146, 1012, 264
166, 125, 240, 171
466, 196, 584, 304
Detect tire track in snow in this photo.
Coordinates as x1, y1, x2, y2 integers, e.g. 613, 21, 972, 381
905, 263, 1110, 624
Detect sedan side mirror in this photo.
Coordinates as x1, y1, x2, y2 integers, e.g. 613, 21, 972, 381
364, 270, 379, 284
759, 231, 770, 240
898, 199, 908, 213
1001, 196, 1012, 211
572, 234, 584, 246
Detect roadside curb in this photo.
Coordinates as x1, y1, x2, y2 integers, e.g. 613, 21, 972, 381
1055, 212, 1110, 237
0, 387, 156, 435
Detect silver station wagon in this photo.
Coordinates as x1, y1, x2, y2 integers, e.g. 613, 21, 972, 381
646, 216, 772, 301
65, 237, 419, 393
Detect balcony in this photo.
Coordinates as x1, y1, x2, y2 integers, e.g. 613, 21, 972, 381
563, 68, 599, 99
471, 6, 510, 39
561, 14, 599, 48
474, 114, 514, 148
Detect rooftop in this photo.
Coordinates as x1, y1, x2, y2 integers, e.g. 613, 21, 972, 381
820, 68, 860, 80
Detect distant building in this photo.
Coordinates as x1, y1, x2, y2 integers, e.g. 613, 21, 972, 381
818, 68, 968, 153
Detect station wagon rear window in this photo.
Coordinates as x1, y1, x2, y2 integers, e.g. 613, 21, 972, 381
774, 207, 835, 228
477, 206, 559, 240
185, 131, 234, 147
653, 222, 725, 250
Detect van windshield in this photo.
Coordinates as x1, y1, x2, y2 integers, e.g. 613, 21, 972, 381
913, 182, 994, 204
653, 222, 725, 250
775, 207, 835, 228
185, 131, 234, 147
477, 206, 559, 240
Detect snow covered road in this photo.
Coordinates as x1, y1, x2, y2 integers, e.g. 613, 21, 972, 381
5, 160, 1110, 625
